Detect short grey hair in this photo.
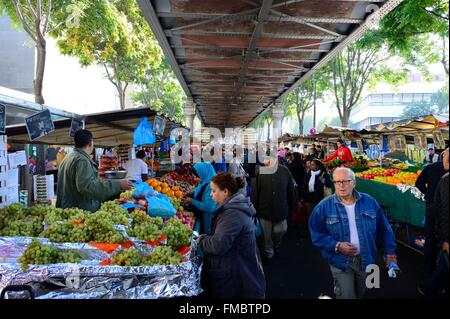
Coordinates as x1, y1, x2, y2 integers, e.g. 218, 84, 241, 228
333, 167, 356, 181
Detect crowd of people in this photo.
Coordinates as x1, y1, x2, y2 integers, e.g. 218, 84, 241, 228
55, 129, 449, 299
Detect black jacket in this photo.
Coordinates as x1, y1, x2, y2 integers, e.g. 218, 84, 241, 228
302, 170, 333, 206
199, 193, 266, 299
288, 160, 305, 188
251, 164, 299, 222
415, 162, 447, 204
433, 173, 449, 243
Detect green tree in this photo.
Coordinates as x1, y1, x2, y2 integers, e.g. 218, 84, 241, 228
52, 0, 162, 110
323, 40, 408, 127
402, 101, 439, 118
0, 0, 82, 104
132, 58, 186, 123
366, 0, 449, 76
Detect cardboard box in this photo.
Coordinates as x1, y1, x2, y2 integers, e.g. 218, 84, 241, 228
33, 175, 55, 201
7, 151, 27, 169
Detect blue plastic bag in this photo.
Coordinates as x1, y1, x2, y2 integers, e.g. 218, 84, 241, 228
134, 117, 156, 146
147, 194, 176, 218
253, 217, 262, 238
160, 140, 168, 152
132, 181, 155, 199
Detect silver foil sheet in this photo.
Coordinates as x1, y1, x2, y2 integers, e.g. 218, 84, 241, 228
0, 233, 203, 299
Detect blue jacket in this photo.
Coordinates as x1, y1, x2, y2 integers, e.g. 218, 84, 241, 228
192, 162, 218, 233
309, 191, 396, 271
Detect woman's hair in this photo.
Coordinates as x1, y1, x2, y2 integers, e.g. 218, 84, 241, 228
292, 152, 302, 162
211, 173, 245, 195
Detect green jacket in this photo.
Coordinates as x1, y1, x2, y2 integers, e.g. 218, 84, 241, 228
56, 149, 121, 212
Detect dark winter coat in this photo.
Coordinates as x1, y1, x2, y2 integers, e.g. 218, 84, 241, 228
302, 170, 333, 206
251, 164, 298, 222
199, 193, 266, 299
415, 161, 447, 204
288, 160, 305, 196
433, 173, 449, 243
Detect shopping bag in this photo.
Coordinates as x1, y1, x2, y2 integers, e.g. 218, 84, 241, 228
147, 194, 176, 218
134, 117, 156, 146
253, 216, 263, 238
132, 181, 155, 199
291, 201, 308, 225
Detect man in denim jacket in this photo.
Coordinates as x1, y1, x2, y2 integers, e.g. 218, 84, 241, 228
309, 167, 397, 299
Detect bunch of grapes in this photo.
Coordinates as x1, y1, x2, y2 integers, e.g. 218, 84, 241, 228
111, 248, 144, 266
85, 213, 125, 243
130, 222, 162, 242
1, 216, 43, 237
171, 198, 183, 212
99, 201, 129, 225
39, 221, 74, 243
18, 239, 81, 271
143, 246, 182, 266
43, 207, 86, 224
0, 203, 26, 230
163, 218, 193, 248
119, 190, 134, 201
130, 209, 151, 226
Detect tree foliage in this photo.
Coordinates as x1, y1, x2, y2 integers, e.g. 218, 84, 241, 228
0, 0, 81, 103
52, 0, 162, 110
132, 58, 186, 123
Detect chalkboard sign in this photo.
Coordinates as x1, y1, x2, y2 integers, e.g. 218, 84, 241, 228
69, 118, 85, 138
153, 116, 166, 136
0, 103, 5, 134
25, 109, 55, 141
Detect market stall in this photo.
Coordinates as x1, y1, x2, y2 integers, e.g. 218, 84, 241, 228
311, 115, 449, 229
0, 167, 202, 299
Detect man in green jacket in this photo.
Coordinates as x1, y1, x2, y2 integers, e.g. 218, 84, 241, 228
56, 129, 132, 212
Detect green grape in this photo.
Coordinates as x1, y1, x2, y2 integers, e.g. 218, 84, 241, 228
18, 239, 81, 271
111, 248, 144, 266
163, 218, 193, 248
119, 190, 134, 201
98, 201, 129, 225
39, 221, 74, 243
143, 246, 182, 266
84, 213, 125, 243
43, 207, 87, 224
2, 216, 43, 237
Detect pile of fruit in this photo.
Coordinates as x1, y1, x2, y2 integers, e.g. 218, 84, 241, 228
326, 157, 368, 173
18, 238, 82, 271
127, 210, 164, 243
111, 246, 183, 267
146, 178, 184, 200
175, 211, 195, 229
161, 172, 200, 187
356, 168, 421, 185
163, 218, 193, 248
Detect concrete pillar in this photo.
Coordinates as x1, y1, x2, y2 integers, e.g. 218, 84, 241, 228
184, 99, 196, 133
272, 101, 284, 140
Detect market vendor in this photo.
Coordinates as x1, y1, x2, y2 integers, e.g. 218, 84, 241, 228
325, 139, 353, 163
183, 162, 217, 234
123, 150, 148, 182
56, 129, 133, 212
424, 148, 439, 164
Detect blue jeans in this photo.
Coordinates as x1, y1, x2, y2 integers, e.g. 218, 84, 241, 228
330, 255, 368, 299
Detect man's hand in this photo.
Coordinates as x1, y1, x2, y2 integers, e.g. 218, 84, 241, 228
385, 254, 398, 268
120, 179, 133, 191
337, 242, 358, 256
183, 197, 193, 205
443, 242, 449, 254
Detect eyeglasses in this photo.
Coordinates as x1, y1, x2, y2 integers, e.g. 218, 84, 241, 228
333, 180, 353, 186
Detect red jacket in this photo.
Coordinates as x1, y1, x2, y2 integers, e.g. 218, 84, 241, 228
325, 146, 353, 162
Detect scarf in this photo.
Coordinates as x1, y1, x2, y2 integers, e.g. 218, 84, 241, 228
309, 170, 322, 193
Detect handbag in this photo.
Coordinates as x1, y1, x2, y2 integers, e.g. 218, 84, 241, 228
253, 216, 263, 238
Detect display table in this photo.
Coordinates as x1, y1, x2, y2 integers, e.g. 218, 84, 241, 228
355, 177, 425, 227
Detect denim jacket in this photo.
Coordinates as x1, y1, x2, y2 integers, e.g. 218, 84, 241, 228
309, 191, 396, 271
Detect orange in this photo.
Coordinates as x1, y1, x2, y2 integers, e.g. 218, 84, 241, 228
167, 190, 174, 198
161, 182, 168, 189
172, 186, 180, 191
155, 186, 162, 193
175, 191, 183, 198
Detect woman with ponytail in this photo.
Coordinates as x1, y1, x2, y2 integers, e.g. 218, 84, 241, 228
197, 173, 266, 299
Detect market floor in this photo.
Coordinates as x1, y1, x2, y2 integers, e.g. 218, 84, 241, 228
262, 224, 426, 299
